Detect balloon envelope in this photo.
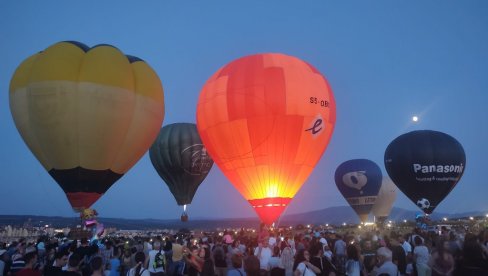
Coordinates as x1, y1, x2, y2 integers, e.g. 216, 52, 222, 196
9, 41, 165, 210
335, 159, 382, 222
384, 130, 466, 214
371, 177, 397, 219
149, 123, 214, 207
196, 53, 336, 225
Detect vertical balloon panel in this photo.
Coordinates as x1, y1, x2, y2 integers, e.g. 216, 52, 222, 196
197, 53, 335, 225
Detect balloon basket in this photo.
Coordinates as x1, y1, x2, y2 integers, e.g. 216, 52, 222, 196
181, 212, 188, 222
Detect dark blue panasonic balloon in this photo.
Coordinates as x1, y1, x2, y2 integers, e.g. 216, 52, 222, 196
384, 130, 465, 214
335, 159, 382, 222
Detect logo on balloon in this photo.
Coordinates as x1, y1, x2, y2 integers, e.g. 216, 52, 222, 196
305, 115, 324, 136
181, 144, 213, 175
342, 171, 368, 194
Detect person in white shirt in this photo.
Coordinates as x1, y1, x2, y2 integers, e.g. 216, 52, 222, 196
413, 236, 431, 276
146, 241, 165, 276
398, 235, 412, 257
374, 247, 398, 276
254, 239, 273, 271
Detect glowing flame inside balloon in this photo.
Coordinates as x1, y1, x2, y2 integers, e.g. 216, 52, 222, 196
183, 204, 187, 212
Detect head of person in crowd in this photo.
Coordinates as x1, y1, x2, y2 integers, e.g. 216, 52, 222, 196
54, 250, 69, 267
231, 253, 243, 269
68, 253, 83, 271
272, 245, 281, 257
244, 255, 260, 276
153, 241, 161, 251
133, 252, 146, 276
346, 244, 360, 261
90, 256, 104, 275
414, 236, 424, 246
309, 243, 322, 257
292, 249, 310, 271
376, 247, 392, 267
23, 246, 38, 268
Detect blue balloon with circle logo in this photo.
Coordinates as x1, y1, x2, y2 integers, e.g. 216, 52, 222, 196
335, 159, 383, 222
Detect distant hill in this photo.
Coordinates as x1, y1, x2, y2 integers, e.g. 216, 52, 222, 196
1, 206, 486, 230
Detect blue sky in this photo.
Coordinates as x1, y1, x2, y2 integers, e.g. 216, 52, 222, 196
1, 1, 487, 220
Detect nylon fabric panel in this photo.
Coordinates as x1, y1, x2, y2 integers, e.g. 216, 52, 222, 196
25, 42, 84, 84
20, 81, 81, 169
371, 177, 397, 218
9, 88, 51, 170
78, 45, 134, 90
111, 61, 165, 173
9, 54, 39, 93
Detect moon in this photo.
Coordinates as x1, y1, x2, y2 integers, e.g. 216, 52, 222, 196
412, 116, 419, 122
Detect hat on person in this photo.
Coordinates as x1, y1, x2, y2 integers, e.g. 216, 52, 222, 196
319, 238, 328, 245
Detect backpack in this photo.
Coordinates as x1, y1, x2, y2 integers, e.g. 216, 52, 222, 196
153, 249, 165, 269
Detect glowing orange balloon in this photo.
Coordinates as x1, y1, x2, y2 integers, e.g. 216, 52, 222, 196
196, 53, 336, 225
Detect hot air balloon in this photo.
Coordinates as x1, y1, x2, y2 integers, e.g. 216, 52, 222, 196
384, 130, 465, 214
196, 53, 336, 225
371, 177, 397, 225
9, 41, 165, 211
149, 123, 214, 221
334, 159, 382, 223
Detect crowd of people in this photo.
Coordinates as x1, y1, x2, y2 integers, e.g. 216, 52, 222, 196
1, 223, 488, 276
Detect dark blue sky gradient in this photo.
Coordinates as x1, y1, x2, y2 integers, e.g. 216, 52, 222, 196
1, 1, 487, 219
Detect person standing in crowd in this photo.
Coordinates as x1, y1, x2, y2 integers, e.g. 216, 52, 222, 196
89, 257, 103, 276
0, 249, 6, 276
361, 239, 376, 274
293, 249, 321, 276
398, 235, 412, 259
200, 247, 214, 276
280, 238, 294, 276
100, 242, 113, 268
127, 252, 149, 276
254, 239, 272, 273
227, 253, 245, 276
11, 242, 27, 275
268, 246, 283, 271
16, 247, 40, 276
345, 244, 362, 276
108, 247, 120, 276
244, 255, 260, 276
62, 253, 82, 276
373, 247, 398, 276
212, 239, 227, 276
44, 250, 69, 276
428, 239, 454, 276
453, 233, 488, 275
413, 236, 431, 276
147, 242, 165, 276
170, 239, 185, 276
389, 234, 407, 275
333, 235, 346, 274
309, 243, 336, 276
